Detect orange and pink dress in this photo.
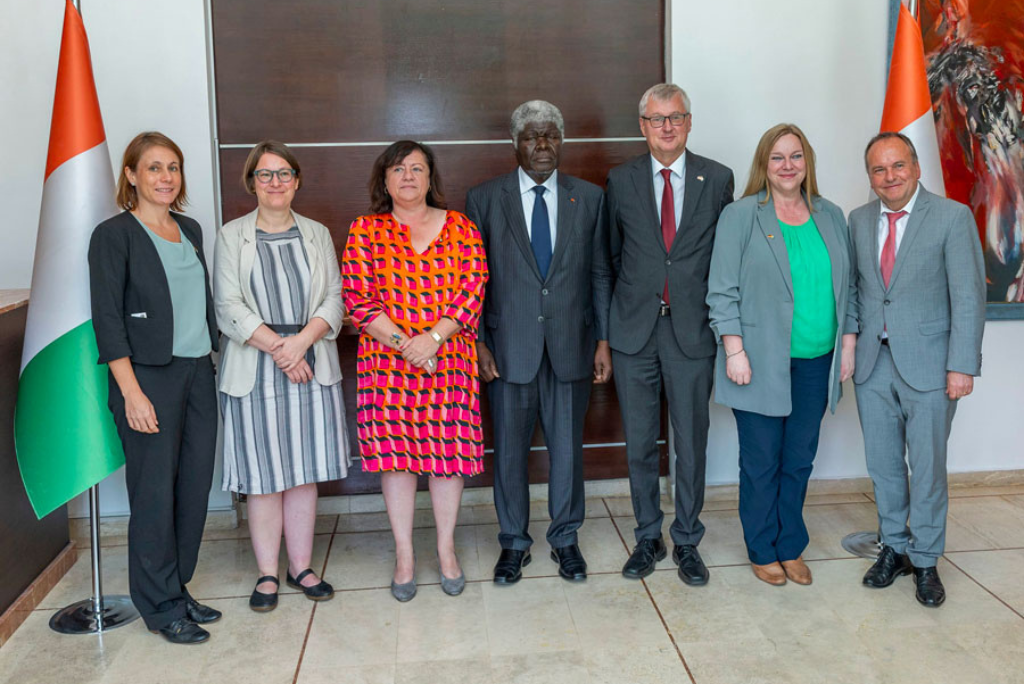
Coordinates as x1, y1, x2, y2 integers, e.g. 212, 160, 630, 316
341, 210, 488, 477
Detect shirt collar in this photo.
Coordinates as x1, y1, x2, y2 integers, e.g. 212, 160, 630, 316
519, 167, 559, 197
879, 183, 921, 218
650, 152, 686, 179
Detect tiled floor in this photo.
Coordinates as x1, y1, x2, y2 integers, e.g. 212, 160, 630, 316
3, 487, 1024, 684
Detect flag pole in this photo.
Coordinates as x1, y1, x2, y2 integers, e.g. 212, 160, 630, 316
46, 0, 138, 634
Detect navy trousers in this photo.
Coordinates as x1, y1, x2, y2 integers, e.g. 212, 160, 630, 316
732, 352, 832, 565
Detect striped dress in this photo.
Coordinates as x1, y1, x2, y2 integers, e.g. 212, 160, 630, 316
341, 211, 488, 476
221, 226, 350, 495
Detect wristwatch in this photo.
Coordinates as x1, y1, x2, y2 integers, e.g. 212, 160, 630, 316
429, 330, 444, 345
390, 332, 403, 347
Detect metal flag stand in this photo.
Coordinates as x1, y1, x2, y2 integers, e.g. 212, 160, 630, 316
49, 485, 139, 634
841, 530, 882, 560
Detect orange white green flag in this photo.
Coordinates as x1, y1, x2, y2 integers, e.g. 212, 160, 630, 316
15, 0, 124, 518
881, 1, 946, 195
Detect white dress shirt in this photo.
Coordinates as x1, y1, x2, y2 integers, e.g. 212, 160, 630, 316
877, 184, 921, 259
518, 167, 559, 244
651, 153, 685, 230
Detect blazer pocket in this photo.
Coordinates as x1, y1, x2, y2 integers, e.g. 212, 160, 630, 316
919, 317, 951, 335
485, 312, 500, 329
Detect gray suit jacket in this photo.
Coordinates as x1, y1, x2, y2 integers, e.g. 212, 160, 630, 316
707, 192, 858, 416
849, 186, 985, 392
465, 171, 612, 384
607, 150, 734, 357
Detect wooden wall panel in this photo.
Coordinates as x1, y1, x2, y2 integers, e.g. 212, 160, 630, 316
212, 0, 664, 143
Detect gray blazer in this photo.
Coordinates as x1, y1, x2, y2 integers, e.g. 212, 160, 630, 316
465, 171, 612, 384
707, 192, 857, 416
607, 151, 734, 357
849, 186, 985, 392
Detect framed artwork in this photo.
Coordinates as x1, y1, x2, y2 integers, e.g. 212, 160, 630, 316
922, 0, 1024, 319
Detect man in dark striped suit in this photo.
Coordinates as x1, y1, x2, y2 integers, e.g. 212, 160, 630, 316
466, 100, 613, 585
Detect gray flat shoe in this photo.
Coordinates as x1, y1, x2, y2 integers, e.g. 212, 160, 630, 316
440, 569, 466, 596
390, 578, 417, 602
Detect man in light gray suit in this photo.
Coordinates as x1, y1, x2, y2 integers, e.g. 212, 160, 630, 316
466, 100, 613, 585
850, 132, 985, 607
607, 83, 734, 585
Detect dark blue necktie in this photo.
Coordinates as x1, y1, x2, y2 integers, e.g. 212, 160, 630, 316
531, 185, 552, 279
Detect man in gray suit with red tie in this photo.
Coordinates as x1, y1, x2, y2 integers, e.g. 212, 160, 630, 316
850, 132, 985, 607
607, 83, 734, 585
466, 100, 613, 585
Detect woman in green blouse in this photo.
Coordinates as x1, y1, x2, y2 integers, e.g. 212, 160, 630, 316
706, 124, 858, 587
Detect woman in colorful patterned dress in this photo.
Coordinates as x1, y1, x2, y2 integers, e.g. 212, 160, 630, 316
342, 140, 488, 601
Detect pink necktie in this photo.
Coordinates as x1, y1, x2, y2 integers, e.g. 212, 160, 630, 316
880, 210, 906, 288
660, 169, 675, 304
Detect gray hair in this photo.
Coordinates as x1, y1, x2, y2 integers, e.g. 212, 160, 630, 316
638, 83, 691, 117
863, 131, 918, 170
510, 100, 565, 145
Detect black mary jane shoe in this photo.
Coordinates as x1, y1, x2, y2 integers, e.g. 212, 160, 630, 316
152, 617, 210, 645
287, 568, 335, 601
249, 575, 280, 612
185, 595, 222, 624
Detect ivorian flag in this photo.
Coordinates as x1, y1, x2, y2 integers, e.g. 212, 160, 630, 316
881, 1, 945, 195
15, 0, 124, 518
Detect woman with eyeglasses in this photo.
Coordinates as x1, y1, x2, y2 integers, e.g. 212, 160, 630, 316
89, 132, 221, 644
214, 140, 350, 612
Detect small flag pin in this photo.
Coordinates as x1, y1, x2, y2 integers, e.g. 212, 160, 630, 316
767, 234, 775, 239
697, 175, 704, 181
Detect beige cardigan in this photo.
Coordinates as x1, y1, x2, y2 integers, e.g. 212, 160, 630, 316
213, 208, 344, 397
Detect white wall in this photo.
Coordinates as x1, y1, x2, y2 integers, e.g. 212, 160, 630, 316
671, 0, 1024, 483
2, 2, 1020, 516
1, 0, 231, 515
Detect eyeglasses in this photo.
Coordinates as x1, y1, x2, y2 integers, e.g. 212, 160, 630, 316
253, 168, 297, 183
641, 113, 690, 128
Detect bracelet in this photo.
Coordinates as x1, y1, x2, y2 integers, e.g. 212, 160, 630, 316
429, 330, 444, 345
726, 348, 745, 358
390, 332, 403, 348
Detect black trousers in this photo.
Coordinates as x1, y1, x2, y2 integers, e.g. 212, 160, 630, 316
108, 356, 217, 630
489, 351, 592, 551
613, 316, 714, 547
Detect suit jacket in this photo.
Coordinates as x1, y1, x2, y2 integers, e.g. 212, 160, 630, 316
88, 210, 218, 366
465, 170, 612, 384
213, 208, 345, 397
849, 186, 985, 392
707, 192, 858, 416
607, 150, 734, 357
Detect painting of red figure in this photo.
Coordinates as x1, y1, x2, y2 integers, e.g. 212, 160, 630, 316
923, 0, 1024, 304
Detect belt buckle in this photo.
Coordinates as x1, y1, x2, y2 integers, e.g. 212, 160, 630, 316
659, 303, 670, 317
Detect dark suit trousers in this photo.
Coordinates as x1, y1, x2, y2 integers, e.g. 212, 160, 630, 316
613, 316, 714, 546
489, 350, 592, 551
108, 356, 217, 630
732, 353, 831, 565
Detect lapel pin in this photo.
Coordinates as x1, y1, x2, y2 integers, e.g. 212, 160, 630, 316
570, 197, 576, 203
697, 175, 704, 182
767, 234, 775, 239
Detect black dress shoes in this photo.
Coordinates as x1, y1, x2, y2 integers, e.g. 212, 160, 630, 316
550, 544, 588, 582
153, 617, 210, 645
185, 595, 222, 624
673, 545, 709, 586
493, 548, 532, 585
249, 575, 280, 612
287, 568, 335, 601
622, 537, 667, 579
913, 567, 946, 607
862, 545, 913, 588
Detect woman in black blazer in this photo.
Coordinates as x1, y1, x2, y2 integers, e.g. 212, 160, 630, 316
88, 132, 220, 645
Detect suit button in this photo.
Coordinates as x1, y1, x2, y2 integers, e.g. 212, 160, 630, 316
665, 259, 672, 266
884, 299, 890, 305
538, 316, 545, 323
542, 288, 549, 296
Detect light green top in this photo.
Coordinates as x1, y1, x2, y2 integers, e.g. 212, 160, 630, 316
137, 216, 212, 358
779, 217, 836, 359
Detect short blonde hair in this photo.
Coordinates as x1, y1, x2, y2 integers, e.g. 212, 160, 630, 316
742, 123, 819, 211
116, 132, 188, 212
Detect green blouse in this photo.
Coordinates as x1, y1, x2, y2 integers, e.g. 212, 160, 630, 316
137, 216, 212, 358
779, 217, 836, 359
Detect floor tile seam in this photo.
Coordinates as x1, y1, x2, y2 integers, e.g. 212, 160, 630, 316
942, 554, 1024, 622
944, 514, 1009, 549
945, 546, 1024, 555
293, 530, 339, 684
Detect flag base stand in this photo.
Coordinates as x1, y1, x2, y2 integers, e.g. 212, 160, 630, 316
49, 485, 139, 635
49, 596, 138, 635
841, 531, 882, 560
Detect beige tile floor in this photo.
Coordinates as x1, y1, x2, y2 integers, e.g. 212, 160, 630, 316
3, 488, 1023, 684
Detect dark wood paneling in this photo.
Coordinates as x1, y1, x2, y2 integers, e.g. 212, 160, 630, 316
0, 305, 69, 612
212, 0, 664, 143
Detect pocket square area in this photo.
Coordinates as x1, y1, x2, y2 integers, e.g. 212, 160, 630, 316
129, 312, 148, 319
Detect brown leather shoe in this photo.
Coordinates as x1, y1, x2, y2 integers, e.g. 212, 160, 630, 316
751, 562, 787, 586
781, 557, 812, 585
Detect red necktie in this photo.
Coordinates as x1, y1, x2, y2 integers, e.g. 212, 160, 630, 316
880, 210, 906, 288
660, 168, 675, 304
